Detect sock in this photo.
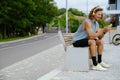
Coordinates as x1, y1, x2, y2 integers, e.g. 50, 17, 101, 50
98, 55, 102, 63
92, 56, 97, 66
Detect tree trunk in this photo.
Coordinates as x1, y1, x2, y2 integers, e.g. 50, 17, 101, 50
13, 26, 16, 37
3, 24, 7, 39
42, 25, 45, 33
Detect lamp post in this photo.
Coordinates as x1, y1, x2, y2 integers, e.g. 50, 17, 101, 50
43, 0, 47, 33
58, 18, 60, 30
87, 0, 89, 17
66, 0, 68, 33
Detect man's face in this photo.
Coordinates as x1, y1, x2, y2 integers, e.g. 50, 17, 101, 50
94, 11, 103, 21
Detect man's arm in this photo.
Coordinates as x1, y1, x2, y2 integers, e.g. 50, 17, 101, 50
97, 29, 106, 39
84, 21, 102, 39
98, 26, 111, 39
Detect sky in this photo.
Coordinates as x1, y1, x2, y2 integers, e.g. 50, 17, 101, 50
54, 0, 109, 14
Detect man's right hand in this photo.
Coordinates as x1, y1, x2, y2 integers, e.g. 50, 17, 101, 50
103, 26, 111, 33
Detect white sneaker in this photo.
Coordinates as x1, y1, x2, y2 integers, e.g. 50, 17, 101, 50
92, 64, 107, 71
99, 62, 110, 68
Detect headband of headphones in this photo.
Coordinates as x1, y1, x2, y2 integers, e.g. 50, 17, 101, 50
93, 6, 102, 15
93, 6, 101, 13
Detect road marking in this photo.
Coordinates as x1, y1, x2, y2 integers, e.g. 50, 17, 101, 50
0, 35, 58, 51
1, 44, 8, 47
37, 69, 61, 80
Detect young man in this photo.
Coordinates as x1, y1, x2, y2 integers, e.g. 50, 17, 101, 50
72, 6, 111, 71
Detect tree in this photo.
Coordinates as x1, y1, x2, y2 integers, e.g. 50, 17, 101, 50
98, 18, 110, 28
0, 0, 58, 40
0, 0, 36, 38
69, 8, 85, 16
32, 0, 58, 33
52, 8, 85, 32
58, 8, 66, 16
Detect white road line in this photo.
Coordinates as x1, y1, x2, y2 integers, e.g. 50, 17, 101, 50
0, 35, 58, 51
1, 44, 8, 47
37, 69, 61, 80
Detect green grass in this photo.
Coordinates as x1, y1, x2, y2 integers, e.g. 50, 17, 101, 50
0, 35, 35, 42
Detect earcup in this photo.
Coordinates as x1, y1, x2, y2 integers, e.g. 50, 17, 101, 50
93, 12, 95, 15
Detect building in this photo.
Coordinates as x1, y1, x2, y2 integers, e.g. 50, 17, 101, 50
108, 0, 120, 26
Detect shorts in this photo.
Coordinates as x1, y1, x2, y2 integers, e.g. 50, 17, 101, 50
73, 39, 89, 47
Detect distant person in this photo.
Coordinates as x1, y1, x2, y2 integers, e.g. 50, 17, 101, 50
110, 17, 115, 27
72, 6, 111, 71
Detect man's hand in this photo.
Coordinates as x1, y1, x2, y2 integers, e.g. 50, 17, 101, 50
97, 29, 104, 38
98, 25, 111, 39
103, 26, 111, 33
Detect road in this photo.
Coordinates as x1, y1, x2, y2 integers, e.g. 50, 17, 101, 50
0, 33, 61, 70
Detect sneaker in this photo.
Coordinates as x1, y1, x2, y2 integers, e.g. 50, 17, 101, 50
99, 62, 110, 68
92, 64, 107, 71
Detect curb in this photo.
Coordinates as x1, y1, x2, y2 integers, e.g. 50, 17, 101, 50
0, 33, 46, 45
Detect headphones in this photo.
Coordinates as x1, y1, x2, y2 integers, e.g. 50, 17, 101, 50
92, 6, 100, 15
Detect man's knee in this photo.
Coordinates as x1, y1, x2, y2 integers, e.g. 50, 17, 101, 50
89, 40, 96, 45
97, 39, 103, 45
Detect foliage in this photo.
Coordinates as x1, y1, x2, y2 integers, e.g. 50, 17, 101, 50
98, 18, 110, 28
0, 0, 58, 40
52, 9, 85, 32
58, 8, 66, 16
69, 8, 85, 16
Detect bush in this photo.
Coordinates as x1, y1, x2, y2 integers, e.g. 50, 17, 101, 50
98, 19, 110, 28
71, 25, 79, 33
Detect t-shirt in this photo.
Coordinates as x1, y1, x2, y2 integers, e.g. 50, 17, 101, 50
72, 18, 99, 43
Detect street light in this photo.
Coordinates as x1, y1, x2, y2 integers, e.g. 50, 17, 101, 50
87, 0, 89, 17
66, 0, 68, 33
58, 18, 61, 30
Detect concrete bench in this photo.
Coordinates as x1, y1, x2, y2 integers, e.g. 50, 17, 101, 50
58, 30, 90, 72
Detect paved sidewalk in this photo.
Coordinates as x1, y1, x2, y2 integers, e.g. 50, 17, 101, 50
49, 44, 120, 80
38, 31, 120, 80
0, 31, 120, 80
0, 44, 66, 80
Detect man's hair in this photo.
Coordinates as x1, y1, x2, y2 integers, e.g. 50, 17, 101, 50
88, 6, 103, 20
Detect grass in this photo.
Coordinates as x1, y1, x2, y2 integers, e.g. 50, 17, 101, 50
0, 35, 35, 42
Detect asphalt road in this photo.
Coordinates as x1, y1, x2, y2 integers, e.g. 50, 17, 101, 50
0, 33, 61, 70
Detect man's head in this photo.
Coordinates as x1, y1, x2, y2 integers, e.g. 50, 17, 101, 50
88, 6, 103, 21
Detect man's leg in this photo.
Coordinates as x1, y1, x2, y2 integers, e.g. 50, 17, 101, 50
96, 39, 103, 63
96, 39, 110, 68
88, 40, 97, 66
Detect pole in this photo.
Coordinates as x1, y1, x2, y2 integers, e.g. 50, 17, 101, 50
58, 19, 60, 30
66, 0, 68, 33
109, 30, 111, 44
45, 0, 47, 33
87, 0, 88, 17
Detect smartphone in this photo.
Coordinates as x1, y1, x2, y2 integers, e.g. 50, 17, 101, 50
109, 24, 112, 27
